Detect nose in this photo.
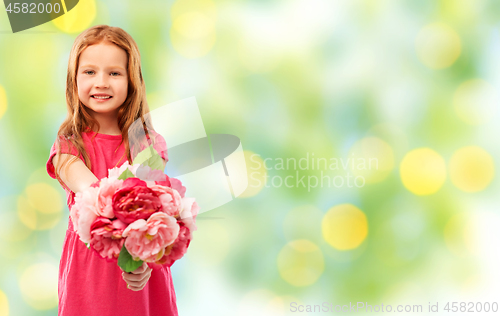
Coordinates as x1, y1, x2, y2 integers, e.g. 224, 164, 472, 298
94, 72, 109, 88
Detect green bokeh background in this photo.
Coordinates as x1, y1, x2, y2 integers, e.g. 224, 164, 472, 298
1, 0, 499, 315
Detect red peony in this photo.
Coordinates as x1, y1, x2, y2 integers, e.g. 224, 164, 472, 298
112, 178, 163, 224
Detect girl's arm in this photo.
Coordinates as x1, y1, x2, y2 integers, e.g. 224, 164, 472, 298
52, 153, 99, 193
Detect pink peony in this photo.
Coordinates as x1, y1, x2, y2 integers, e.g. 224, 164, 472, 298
136, 165, 171, 184
90, 217, 127, 261
179, 198, 199, 233
107, 161, 140, 182
112, 178, 163, 224
122, 212, 180, 262
154, 224, 192, 268
169, 177, 186, 198
71, 186, 100, 244
149, 185, 182, 217
96, 177, 124, 218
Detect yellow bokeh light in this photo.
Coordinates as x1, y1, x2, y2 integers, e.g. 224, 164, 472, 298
449, 146, 494, 192
0, 196, 33, 243
440, 0, 486, 23
277, 240, 324, 287
0, 290, 8, 316
348, 137, 394, 184
0, 85, 7, 120
170, 11, 216, 58
444, 212, 476, 257
17, 195, 37, 230
171, 0, 216, 19
400, 148, 446, 195
415, 23, 461, 69
19, 263, 58, 310
239, 151, 267, 198
453, 79, 498, 125
20, 183, 63, 230
173, 12, 213, 39
52, 0, 96, 34
322, 204, 368, 250
238, 289, 285, 316
26, 183, 62, 215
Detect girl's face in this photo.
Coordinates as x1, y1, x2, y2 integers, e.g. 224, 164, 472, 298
76, 41, 128, 118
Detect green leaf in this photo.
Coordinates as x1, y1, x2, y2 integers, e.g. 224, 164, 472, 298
133, 144, 164, 171
133, 145, 154, 165
118, 244, 143, 273
142, 149, 164, 171
117, 168, 135, 180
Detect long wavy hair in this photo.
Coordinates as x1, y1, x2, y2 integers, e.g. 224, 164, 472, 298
55, 25, 155, 192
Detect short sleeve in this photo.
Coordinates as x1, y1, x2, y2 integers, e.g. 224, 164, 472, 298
153, 132, 168, 163
46, 136, 82, 179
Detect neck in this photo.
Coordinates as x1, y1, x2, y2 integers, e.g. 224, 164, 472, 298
88, 110, 122, 135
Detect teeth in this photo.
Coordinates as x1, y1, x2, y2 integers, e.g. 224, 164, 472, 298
93, 95, 111, 99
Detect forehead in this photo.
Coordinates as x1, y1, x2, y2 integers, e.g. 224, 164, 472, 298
79, 41, 128, 68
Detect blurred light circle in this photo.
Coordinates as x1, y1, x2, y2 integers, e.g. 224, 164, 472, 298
453, 79, 498, 125
171, 12, 216, 58
277, 240, 324, 287
174, 11, 213, 39
0, 196, 33, 242
52, 0, 96, 33
348, 137, 394, 184
25, 183, 62, 215
400, 148, 446, 195
444, 212, 476, 257
0, 85, 7, 120
238, 289, 283, 316
0, 290, 8, 316
171, 0, 216, 18
21, 183, 63, 230
322, 204, 368, 250
415, 23, 461, 69
283, 205, 323, 242
239, 151, 267, 198
18, 195, 62, 231
17, 195, 37, 230
450, 146, 494, 192
19, 262, 58, 310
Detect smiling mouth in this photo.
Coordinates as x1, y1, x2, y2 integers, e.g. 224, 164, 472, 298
91, 95, 112, 99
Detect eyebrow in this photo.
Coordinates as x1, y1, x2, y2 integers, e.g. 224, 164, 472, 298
79, 64, 126, 70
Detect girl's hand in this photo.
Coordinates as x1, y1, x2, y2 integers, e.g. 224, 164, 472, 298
121, 262, 152, 291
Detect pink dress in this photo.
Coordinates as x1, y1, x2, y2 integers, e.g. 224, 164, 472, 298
46, 130, 178, 316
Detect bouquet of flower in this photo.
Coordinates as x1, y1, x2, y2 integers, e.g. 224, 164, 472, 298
70, 146, 198, 272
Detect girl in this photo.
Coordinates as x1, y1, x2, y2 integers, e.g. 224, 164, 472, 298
46, 25, 178, 315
